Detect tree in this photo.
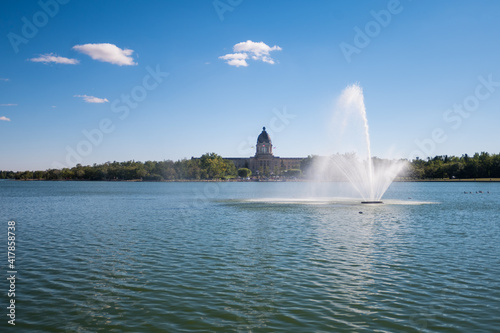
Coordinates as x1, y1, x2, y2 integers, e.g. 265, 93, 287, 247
284, 169, 302, 178
135, 165, 147, 179
300, 155, 315, 173
33, 170, 45, 180
238, 168, 252, 178
224, 159, 237, 178
200, 153, 227, 179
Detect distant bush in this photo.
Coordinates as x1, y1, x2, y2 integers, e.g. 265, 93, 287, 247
284, 169, 302, 177
238, 168, 252, 178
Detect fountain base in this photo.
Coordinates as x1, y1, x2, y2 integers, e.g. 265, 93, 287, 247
361, 201, 383, 204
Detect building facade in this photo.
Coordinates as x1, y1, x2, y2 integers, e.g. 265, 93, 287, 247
226, 127, 304, 176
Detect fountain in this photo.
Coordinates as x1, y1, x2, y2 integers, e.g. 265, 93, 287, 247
313, 84, 406, 203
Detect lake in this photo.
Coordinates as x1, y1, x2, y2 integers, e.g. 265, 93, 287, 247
1, 181, 499, 332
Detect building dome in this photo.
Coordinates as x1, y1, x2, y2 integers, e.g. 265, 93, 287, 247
257, 127, 272, 144
255, 127, 273, 156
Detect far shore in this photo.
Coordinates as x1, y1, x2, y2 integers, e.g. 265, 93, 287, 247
5, 178, 500, 183
394, 178, 500, 182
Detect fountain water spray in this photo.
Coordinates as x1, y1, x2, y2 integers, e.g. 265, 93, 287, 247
319, 84, 406, 203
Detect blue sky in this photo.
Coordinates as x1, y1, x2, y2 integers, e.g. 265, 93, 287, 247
1, 0, 500, 171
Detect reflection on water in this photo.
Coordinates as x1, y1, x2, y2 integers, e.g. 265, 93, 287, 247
240, 197, 437, 205
0, 181, 499, 332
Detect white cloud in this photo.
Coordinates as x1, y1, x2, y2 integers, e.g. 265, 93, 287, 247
0, 104, 17, 106
218, 53, 248, 67
73, 43, 137, 66
220, 40, 282, 67
74, 95, 109, 104
0, 116, 11, 122
0, 78, 9, 81
29, 53, 80, 64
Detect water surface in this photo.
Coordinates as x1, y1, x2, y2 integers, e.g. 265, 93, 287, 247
1, 181, 499, 332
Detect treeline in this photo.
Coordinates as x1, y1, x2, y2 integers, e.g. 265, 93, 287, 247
0, 153, 238, 181
2, 152, 500, 181
407, 152, 500, 179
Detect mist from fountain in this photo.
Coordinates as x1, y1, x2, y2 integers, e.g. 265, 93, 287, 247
311, 84, 406, 202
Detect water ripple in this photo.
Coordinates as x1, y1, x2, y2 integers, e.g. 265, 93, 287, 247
1, 181, 499, 332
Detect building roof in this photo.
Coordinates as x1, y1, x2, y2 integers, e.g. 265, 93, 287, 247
257, 127, 272, 144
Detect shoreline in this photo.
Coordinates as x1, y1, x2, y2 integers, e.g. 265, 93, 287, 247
394, 178, 500, 182
4, 178, 500, 183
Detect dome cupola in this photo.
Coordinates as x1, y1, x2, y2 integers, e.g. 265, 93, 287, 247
257, 127, 272, 144
255, 127, 273, 156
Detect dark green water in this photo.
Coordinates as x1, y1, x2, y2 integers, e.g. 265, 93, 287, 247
1, 181, 499, 332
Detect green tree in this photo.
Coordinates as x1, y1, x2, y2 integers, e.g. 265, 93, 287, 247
238, 168, 252, 178
33, 170, 45, 180
200, 153, 226, 179
284, 169, 302, 178
224, 159, 237, 178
